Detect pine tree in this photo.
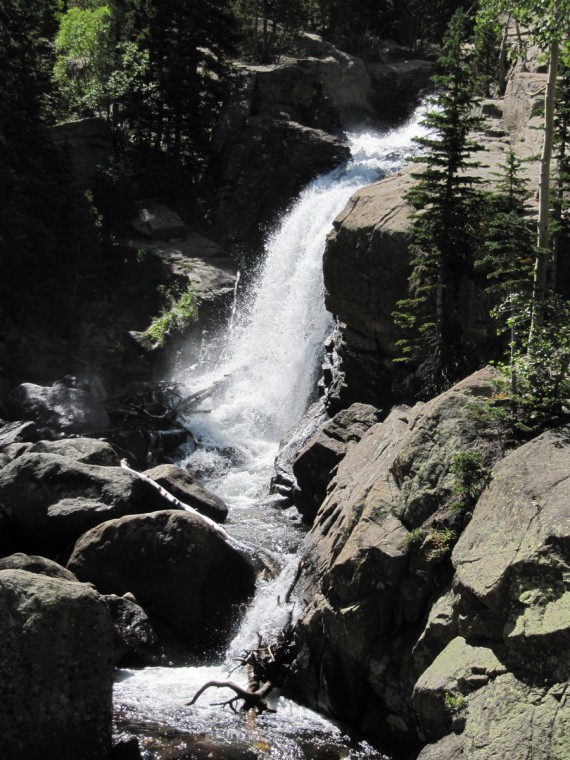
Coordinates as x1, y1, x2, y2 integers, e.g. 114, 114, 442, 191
551, 62, 570, 289
113, 0, 237, 167
394, 8, 484, 393
477, 149, 534, 298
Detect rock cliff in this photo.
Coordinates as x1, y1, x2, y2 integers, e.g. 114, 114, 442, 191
286, 369, 570, 758
322, 51, 545, 408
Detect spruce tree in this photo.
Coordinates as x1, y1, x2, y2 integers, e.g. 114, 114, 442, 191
394, 8, 484, 393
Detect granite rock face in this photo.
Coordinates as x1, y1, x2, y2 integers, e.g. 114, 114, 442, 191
292, 402, 382, 523
285, 370, 570, 758
320, 52, 544, 408
0, 569, 114, 760
453, 424, 570, 672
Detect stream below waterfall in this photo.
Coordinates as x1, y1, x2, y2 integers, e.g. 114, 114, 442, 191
113, 105, 429, 759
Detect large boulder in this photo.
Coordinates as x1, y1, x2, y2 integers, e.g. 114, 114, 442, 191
0, 420, 41, 447
28, 437, 119, 466
105, 594, 165, 665
67, 510, 256, 648
0, 552, 77, 581
322, 169, 416, 407
0, 453, 172, 550
131, 199, 187, 240
453, 424, 570, 672
0, 569, 114, 760
414, 637, 570, 760
8, 382, 110, 434
144, 464, 228, 523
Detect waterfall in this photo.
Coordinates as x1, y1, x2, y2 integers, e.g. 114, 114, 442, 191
114, 105, 429, 759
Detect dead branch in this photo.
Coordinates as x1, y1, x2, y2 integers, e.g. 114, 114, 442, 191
119, 459, 249, 554
186, 679, 275, 714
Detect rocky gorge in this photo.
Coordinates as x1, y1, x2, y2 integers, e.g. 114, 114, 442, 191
1, 22, 570, 760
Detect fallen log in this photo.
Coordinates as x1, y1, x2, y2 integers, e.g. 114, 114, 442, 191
119, 459, 249, 555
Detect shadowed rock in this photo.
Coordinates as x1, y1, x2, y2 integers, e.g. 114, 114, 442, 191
143, 464, 229, 523
0, 569, 114, 760
67, 510, 256, 649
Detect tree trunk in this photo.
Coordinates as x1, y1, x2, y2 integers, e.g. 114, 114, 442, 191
530, 39, 559, 337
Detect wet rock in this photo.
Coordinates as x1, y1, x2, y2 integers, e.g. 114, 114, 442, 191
0, 453, 172, 550
0, 568, 114, 760
67, 510, 256, 649
112, 737, 142, 760
105, 594, 165, 665
144, 464, 229, 523
213, 114, 350, 245
368, 60, 436, 119
0, 552, 77, 581
292, 402, 382, 523
271, 401, 328, 503
8, 382, 110, 434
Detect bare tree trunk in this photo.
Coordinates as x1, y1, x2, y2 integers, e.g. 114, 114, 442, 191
530, 39, 559, 338
498, 13, 512, 95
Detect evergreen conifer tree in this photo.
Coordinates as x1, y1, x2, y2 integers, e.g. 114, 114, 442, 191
394, 8, 484, 393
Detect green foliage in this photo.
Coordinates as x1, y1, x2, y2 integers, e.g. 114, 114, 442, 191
475, 149, 535, 300
405, 527, 427, 546
393, 9, 484, 393
426, 526, 456, 560
53, 4, 115, 117
445, 691, 467, 714
232, 0, 307, 62
143, 286, 198, 348
492, 294, 570, 432
450, 451, 490, 513
0, 0, 105, 348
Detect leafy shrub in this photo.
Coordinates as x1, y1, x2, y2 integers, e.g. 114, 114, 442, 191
143, 286, 198, 348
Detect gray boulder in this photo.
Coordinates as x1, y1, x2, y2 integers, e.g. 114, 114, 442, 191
105, 594, 164, 665
29, 437, 119, 466
414, 636, 570, 759
0, 569, 114, 760
131, 199, 187, 240
67, 510, 256, 648
213, 114, 350, 244
0, 552, 77, 581
144, 463, 228, 523
453, 424, 570, 671
0, 453, 172, 549
0, 420, 41, 447
9, 382, 109, 434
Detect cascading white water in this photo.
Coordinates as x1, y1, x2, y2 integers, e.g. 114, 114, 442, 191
114, 105, 429, 759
